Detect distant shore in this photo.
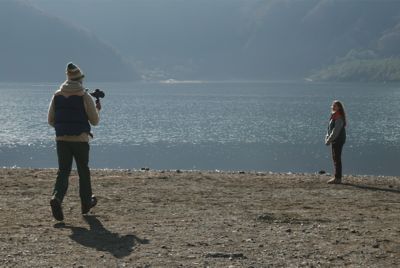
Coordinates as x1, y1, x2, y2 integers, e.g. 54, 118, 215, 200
0, 168, 399, 267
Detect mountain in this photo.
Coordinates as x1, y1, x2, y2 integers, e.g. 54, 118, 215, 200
29, 0, 249, 80
231, 0, 400, 81
0, 0, 138, 82
22, 0, 400, 81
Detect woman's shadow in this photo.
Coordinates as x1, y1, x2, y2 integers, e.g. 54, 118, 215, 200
54, 215, 149, 258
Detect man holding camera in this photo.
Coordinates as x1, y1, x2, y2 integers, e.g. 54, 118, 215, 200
47, 62, 101, 221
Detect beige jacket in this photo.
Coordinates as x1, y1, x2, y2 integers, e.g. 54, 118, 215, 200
48, 80, 100, 142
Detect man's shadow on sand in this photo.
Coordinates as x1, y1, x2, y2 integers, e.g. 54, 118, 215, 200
54, 215, 149, 258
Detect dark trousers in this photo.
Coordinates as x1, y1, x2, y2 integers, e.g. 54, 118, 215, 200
331, 142, 344, 179
53, 141, 93, 205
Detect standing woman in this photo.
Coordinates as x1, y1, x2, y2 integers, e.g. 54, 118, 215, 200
325, 100, 347, 184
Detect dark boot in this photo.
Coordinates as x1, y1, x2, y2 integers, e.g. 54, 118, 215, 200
50, 197, 64, 221
81, 195, 97, 214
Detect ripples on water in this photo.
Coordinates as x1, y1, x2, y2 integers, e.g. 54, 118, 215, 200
92, 82, 333, 146
1, 81, 400, 175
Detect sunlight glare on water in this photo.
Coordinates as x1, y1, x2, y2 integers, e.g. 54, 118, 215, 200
1, 81, 400, 175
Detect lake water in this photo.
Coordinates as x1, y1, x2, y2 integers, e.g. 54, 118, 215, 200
1, 81, 400, 175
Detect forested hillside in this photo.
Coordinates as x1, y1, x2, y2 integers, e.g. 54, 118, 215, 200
0, 0, 137, 82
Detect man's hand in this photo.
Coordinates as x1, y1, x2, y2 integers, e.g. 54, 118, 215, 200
96, 100, 102, 111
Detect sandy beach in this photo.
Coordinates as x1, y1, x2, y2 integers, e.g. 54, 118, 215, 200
0, 168, 399, 267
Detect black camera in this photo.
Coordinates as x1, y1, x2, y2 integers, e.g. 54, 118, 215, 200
89, 89, 105, 103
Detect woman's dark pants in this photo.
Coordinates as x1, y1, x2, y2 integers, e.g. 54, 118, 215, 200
331, 142, 344, 179
52, 141, 93, 205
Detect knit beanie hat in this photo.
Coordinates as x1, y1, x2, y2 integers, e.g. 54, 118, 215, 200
66, 62, 85, 81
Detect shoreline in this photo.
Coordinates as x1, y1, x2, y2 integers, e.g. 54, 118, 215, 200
3, 142, 400, 177
2, 166, 400, 179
